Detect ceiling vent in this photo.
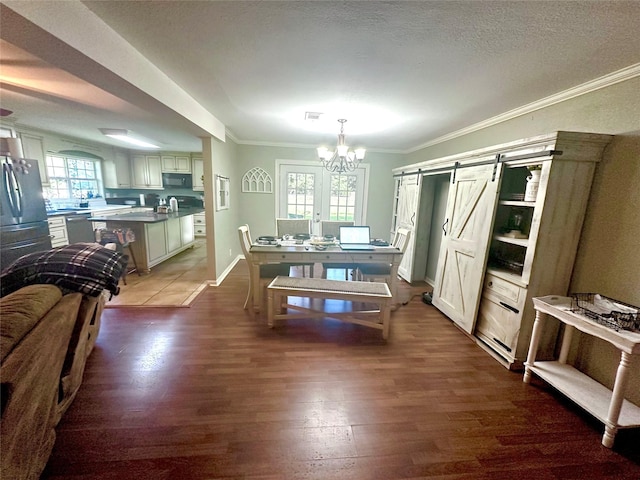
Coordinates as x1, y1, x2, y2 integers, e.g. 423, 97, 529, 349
304, 111, 323, 121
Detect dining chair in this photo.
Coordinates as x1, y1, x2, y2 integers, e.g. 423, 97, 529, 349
319, 220, 355, 280
275, 218, 314, 277
238, 225, 290, 311
355, 227, 411, 284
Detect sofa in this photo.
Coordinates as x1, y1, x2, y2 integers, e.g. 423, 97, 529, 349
0, 243, 125, 480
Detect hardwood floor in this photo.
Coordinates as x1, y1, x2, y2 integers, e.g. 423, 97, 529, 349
42, 263, 640, 479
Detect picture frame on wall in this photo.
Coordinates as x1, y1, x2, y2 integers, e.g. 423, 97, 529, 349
216, 174, 230, 211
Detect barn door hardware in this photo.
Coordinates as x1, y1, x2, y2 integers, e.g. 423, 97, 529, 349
451, 161, 460, 184
492, 154, 501, 182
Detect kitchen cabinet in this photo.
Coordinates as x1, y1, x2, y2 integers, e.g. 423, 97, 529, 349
166, 217, 182, 252
47, 216, 68, 247
102, 149, 131, 188
146, 222, 168, 265
144, 214, 195, 271
16, 131, 48, 185
192, 156, 204, 191
181, 215, 195, 245
395, 132, 613, 369
193, 212, 206, 237
131, 154, 163, 189
161, 155, 191, 173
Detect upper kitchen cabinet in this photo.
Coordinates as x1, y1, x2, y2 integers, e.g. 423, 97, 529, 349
192, 156, 204, 191
16, 131, 48, 185
131, 154, 163, 189
161, 155, 191, 173
102, 148, 131, 189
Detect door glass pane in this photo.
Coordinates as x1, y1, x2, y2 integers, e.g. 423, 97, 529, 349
287, 172, 314, 219
329, 174, 357, 221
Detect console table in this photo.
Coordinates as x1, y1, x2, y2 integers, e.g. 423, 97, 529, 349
524, 295, 640, 448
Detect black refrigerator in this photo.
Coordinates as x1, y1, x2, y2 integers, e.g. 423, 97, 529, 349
0, 159, 52, 270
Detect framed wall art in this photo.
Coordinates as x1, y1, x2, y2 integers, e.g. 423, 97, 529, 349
215, 174, 230, 211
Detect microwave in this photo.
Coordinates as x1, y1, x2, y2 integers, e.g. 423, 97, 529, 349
162, 173, 192, 188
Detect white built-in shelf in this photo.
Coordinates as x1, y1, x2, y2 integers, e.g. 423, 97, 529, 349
499, 200, 536, 207
485, 267, 527, 288
529, 361, 640, 428
493, 234, 529, 247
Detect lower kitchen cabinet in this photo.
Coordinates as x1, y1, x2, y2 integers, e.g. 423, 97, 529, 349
146, 222, 168, 265
193, 212, 206, 236
181, 215, 195, 245
143, 215, 195, 270
104, 214, 195, 273
47, 216, 68, 247
166, 218, 182, 252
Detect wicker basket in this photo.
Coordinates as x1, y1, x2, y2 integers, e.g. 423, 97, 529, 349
570, 293, 639, 332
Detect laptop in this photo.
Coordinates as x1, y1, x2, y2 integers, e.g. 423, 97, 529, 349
339, 226, 375, 250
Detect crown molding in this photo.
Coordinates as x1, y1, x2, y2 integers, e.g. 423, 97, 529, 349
406, 63, 640, 154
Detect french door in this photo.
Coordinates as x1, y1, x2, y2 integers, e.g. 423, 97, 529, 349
277, 161, 367, 235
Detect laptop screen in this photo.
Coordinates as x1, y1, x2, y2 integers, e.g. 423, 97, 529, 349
339, 226, 370, 244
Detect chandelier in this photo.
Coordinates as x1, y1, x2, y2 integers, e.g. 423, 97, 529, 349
317, 119, 365, 173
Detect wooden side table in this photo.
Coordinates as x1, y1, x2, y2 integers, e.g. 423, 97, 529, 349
524, 295, 640, 448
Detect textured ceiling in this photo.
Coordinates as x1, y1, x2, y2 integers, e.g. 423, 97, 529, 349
1, 1, 639, 153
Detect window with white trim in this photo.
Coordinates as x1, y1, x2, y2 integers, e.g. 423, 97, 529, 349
44, 154, 101, 199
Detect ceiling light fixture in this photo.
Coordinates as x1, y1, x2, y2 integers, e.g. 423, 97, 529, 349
317, 119, 365, 173
99, 128, 160, 149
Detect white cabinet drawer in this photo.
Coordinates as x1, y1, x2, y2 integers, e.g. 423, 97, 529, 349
193, 213, 206, 236
476, 296, 520, 359
47, 216, 65, 228
484, 274, 522, 304
48, 217, 68, 247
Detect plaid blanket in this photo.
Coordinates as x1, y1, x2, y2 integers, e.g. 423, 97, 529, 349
0, 243, 127, 298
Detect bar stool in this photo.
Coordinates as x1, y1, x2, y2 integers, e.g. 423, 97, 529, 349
96, 228, 140, 284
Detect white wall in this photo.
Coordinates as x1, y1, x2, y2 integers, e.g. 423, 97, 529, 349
210, 137, 241, 278
236, 144, 405, 240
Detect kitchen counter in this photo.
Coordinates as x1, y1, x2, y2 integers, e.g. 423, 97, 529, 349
88, 208, 203, 223
47, 205, 141, 217
92, 210, 201, 273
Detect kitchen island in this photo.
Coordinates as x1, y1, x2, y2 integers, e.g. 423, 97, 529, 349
89, 209, 202, 273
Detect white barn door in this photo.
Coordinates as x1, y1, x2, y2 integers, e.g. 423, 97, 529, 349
432, 163, 501, 333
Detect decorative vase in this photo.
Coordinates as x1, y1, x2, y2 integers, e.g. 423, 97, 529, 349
524, 169, 541, 202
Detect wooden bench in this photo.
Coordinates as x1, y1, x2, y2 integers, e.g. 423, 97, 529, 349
266, 276, 393, 339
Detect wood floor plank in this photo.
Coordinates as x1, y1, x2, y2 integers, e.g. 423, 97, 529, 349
41, 263, 640, 479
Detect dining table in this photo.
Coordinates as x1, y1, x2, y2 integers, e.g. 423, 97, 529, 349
248, 239, 404, 313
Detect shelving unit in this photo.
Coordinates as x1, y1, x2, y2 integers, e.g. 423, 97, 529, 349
392, 132, 613, 368
525, 296, 640, 448
472, 133, 613, 368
